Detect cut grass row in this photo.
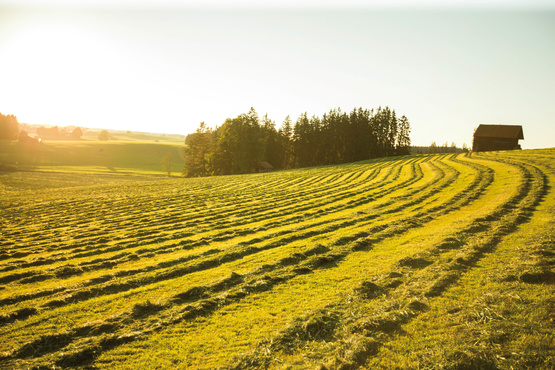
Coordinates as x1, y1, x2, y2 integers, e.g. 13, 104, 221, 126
0, 150, 553, 369
0, 157, 459, 315
225, 152, 550, 369
365, 150, 555, 369
0, 159, 423, 292
94, 153, 546, 368
0, 156, 456, 332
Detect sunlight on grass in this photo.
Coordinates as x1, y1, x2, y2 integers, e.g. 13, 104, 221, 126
1, 150, 553, 369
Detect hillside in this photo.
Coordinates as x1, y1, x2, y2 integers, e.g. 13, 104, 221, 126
0, 150, 554, 369
0, 137, 185, 176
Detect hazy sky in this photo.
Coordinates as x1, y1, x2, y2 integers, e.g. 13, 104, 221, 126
1, 1, 554, 148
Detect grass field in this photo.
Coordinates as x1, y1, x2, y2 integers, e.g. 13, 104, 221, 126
0, 135, 185, 176
0, 149, 554, 369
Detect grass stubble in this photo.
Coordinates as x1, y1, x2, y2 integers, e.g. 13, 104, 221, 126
0, 150, 553, 369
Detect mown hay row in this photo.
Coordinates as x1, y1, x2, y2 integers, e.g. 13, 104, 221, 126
3, 152, 551, 369
1, 155, 490, 367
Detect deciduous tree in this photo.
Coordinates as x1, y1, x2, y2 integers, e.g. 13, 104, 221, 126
183, 122, 212, 177
0, 113, 19, 140
98, 130, 110, 141
161, 152, 173, 177
72, 127, 84, 139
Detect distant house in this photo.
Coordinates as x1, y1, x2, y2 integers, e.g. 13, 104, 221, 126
472, 124, 524, 152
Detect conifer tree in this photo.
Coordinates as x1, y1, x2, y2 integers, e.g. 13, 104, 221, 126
279, 115, 293, 169
184, 106, 412, 177
262, 114, 281, 168
396, 115, 412, 155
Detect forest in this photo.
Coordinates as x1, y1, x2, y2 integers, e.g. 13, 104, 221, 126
0, 113, 19, 140
183, 106, 411, 177
0, 112, 85, 141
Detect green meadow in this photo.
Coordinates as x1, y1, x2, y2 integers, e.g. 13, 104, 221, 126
0, 135, 185, 176
0, 146, 554, 369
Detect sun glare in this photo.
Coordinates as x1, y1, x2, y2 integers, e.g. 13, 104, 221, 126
1, 14, 141, 128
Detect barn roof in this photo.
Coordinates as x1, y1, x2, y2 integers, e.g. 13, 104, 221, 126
474, 124, 524, 140
259, 161, 274, 170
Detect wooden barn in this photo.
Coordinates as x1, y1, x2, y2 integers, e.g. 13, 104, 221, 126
258, 161, 274, 172
472, 124, 524, 152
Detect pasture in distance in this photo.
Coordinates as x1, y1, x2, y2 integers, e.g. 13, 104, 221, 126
0, 148, 554, 369
0, 131, 185, 176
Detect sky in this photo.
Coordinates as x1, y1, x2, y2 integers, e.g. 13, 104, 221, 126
0, 1, 554, 149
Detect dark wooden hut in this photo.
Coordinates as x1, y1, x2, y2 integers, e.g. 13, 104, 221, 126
258, 161, 274, 172
472, 124, 524, 152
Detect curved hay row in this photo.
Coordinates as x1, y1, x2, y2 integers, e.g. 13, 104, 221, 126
0, 158, 424, 304
0, 157, 455, 315
226, 153, 549, 369
0, 159, 397, 262
0, 151, 551, 369
0, 156, 469, 365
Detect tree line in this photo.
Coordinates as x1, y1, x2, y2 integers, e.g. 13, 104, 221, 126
37, 126, 83, 140
0, 112, 19, 140
183, 106, 411, 177
1, 112, 87, 142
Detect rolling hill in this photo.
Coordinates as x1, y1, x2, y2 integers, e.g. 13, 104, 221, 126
0, 137, 185, 176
